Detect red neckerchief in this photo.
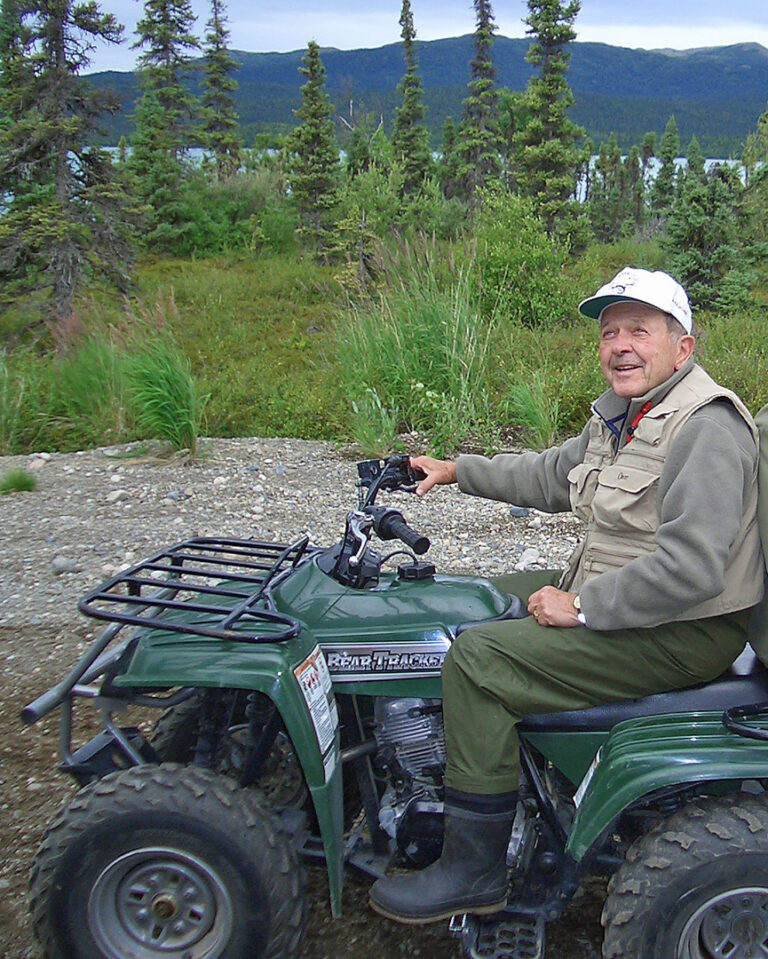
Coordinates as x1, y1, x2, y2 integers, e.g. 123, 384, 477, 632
626, 401, 653, 442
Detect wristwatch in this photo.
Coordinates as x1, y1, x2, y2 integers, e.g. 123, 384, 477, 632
573, 595, 587, 626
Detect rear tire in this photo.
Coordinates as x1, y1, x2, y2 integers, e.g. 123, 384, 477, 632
602, 794, 768, 959
29, 764, 307, 959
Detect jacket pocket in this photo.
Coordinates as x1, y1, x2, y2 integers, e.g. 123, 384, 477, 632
582, 542, 645, 576
590, 464, 659, 534
567, 462, 601, 521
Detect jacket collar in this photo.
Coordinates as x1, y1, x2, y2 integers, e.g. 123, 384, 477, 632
592, 359, 696, 445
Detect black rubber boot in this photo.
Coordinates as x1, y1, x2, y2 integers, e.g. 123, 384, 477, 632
369, 792, 516, 925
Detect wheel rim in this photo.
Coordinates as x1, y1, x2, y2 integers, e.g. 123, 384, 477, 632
88, 846, 234, 959
678, 886, 768, 958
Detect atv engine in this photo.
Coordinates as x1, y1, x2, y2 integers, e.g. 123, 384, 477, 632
374, 697, 446, 867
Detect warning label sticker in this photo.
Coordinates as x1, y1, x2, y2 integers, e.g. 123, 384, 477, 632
294, 646, 338, 781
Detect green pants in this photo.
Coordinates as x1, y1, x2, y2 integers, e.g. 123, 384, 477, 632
443, 571, 749, 794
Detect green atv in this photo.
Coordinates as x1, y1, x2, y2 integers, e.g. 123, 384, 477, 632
22, 454, 768, 959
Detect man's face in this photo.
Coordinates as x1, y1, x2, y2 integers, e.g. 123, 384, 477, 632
599, 301, 695, 398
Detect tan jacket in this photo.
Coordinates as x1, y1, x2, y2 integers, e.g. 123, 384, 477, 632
560, 365, 763, 621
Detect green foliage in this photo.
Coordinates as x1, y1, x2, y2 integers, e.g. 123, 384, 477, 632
0, 351, 49, 454
285, 41, 340, 261
0, 468, 37, 494
392, 0, 432, 195
454, 0, 504, 201
338, 249, 499, 455
200, 0, 243, 180
588, 135, 645, 242
137, 255, 347, 441
472, 190, 576, 325
698, 309, 768, 413
129, 0, 201, 251
512, 0, 587, 243
0, 0, 135, 338
664, 162, 742, 309
124, 335, 208, 455
48, 335, 130, 448
494, 315, 604, 441
350, 388, 402, 458
133, 0, 200, 150
507, 371, 561, 449
650, 115, 680, 216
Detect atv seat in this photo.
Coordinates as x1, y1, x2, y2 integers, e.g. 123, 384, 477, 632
519, 645, 768, 733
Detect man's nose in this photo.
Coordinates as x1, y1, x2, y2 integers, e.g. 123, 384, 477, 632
611, 331, 632, 352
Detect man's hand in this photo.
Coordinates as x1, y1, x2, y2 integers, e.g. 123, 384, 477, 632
527, 586, 581, 628
410, 456, 458, 496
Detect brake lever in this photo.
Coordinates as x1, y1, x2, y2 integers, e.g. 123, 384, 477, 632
347, 513, 373, 567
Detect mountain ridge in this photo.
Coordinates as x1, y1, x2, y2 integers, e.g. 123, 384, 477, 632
87, 36, 768, 156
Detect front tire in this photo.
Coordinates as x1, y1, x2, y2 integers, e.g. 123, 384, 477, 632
602, 794, 768, 959
151, 691, 309, 810
29, 764, 307, 959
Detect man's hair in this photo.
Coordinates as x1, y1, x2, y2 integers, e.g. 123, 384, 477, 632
666, 313, 700, 340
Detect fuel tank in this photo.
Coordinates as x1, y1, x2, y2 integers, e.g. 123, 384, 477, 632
273, 556, 512, 688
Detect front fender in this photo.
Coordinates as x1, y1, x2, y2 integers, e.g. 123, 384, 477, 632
567, 710, 768, 861
113, 628, 345, 915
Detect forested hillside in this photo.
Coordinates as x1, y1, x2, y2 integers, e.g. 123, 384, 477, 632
87, 37, 768, 154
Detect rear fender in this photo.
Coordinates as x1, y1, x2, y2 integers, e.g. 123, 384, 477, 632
113, 628, 346, 915
567, 710, 768, 861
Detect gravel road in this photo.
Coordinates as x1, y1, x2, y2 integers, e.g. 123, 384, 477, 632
0, 436, 602, 959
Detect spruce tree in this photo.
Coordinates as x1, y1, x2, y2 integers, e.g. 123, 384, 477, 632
130, 0, 199, 247
626, 144, 645, 233
133, 0, 199, 159
0, 0, 135, 342
665, 140, 739, 309
454, 0, 504, 201
437, 116, 461, 199
741, 104, 768, 248
513, 0, 586, 243
650, 115, 679, 218
588, 133, 624, 242
392, 0, 431, 196
286, 41, 340, 261
200, 0, 242, 181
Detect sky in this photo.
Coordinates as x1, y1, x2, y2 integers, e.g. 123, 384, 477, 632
86, 0, 768, 74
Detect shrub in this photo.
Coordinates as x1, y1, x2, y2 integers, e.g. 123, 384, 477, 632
472, 190, 577, 325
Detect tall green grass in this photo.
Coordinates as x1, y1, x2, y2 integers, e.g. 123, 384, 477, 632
0, 329, 208, 456
2, 244, 767, 459
339, 258, 500, 456
124, 337, 208, 456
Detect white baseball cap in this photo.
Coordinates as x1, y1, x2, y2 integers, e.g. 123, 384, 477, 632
578, 267, 693, 334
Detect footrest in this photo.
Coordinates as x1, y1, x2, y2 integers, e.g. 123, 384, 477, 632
450, 912, 545, 959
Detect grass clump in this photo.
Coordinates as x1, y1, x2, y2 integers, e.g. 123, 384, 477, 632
124, 336, 208, 457
0, 468, 37, 494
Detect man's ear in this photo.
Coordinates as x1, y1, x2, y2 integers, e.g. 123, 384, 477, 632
674, 334, 696, 369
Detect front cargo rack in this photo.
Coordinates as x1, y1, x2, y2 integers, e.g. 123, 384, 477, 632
79, 536, 315, 644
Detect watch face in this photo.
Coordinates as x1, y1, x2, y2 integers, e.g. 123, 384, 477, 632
573, 594, 582, 611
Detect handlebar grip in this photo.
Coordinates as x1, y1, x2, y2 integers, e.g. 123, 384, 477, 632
387, 516, 430, 555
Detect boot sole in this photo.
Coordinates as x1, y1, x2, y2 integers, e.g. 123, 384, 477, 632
369, 895, 507, 926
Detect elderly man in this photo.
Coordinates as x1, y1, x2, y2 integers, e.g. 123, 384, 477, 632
369, 267, 764, 924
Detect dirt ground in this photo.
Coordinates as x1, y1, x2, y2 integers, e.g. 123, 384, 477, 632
0, 622, 606, 958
